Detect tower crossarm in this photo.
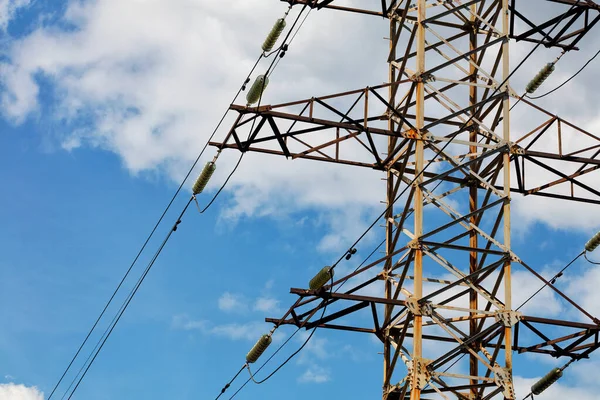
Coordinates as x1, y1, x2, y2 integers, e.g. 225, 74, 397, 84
210, 91, 600, 205
281, 0, 600, 50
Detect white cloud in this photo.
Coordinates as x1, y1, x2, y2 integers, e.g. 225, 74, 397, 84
296, 331, 330, 364
512, 375, 599, 400
218, 292, 247, 313
253, 297, 280, 314
209, 322, 269, 342
297, 365, 330, 384
2, 0, 597, 245
0, 0, 30, 32
566, 263, 600, 318
0, 383, 44, 400
0, 0, 390, 250
172, 314, 282, 342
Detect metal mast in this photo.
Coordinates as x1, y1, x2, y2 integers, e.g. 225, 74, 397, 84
212, 1, 600, 399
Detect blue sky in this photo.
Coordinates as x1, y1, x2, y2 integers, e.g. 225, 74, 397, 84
2, 1, 600, 399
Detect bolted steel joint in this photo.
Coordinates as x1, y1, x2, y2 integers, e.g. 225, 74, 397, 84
510, 144, 526, 155
494, 366, 515, 400
406, 297, 433, 316
407, 239, 422, 250
408, 357, 432, 390
494, 310, 522, 327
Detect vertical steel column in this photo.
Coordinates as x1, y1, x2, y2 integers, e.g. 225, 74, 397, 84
410, 1, 426, 399
469, 3, 479, 398
383, 15, 398, 400
502, 0, 514, 397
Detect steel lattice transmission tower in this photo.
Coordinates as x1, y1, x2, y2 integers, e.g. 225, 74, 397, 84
212, 1, 600, 399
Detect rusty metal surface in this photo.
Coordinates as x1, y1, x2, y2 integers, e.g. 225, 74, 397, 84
212, 0, 600, 398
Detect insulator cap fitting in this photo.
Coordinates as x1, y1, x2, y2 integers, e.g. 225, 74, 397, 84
192, 162, 216, 195
246, 75, 269, 105
531, 368, 563, 395
246, 334, 272, 364
585, 230, 600, 252
309, 266, 334, 290
262, 18, 286, 53
526, 63, 555, 94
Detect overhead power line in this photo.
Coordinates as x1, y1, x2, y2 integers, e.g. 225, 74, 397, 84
527, 47, 600, 100
49, 4, 312, 399
54, 4, 316, 399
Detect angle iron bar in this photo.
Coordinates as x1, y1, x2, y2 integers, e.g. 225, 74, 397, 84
567, 143, 600, 158
371, 301, 382, 335
386, 314, 414, 387
423, 91, 506, 131
425, 26, 502, 86
524, 155, 600, 199
370, 88, 416, 130
429, 322, 503, 371
420, 80, 504, 142
420, 241, 507, 256
397, 31, 469, 63
419, 145, 506, 187
420, 259, 506, 303
282, 0, 386, 16
420, 197, 505, 240
422, 0, 483, 24
422, 144, 505, 197
421, 313, 491, 328
513, 6, 582, 41
304, 301, 370, 329
493, 184, 600, 205
209, 142, 378, 169
290, 130, 350, 160
564, 13, 600, 49
434, 371, 496, 383
524, 150, 600, 166
521, 320, 566, 354
463, 1, 505, 36
424, 36, 506, 76
421, 382, 496, 395
266, 116, 291, 158
423, 248, 505, 310
536, 330, 591, 353
521, 118, 558, 150
291, 289, 408, 307
479, 330, 506, 397
525, 164, 600, 195
522, 315, 600, 330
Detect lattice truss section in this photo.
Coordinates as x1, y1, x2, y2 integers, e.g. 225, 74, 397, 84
212, 0, 600, 399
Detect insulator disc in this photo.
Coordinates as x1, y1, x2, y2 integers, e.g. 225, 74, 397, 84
526, 63, 555, 94
246, 75, 269, 105
531, 368, 563, 395
309, 266, 334, 290
262, 18, 286, 53
585, 230, 600, 252
246, 334, 272, 364
192, 162, 216, 195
